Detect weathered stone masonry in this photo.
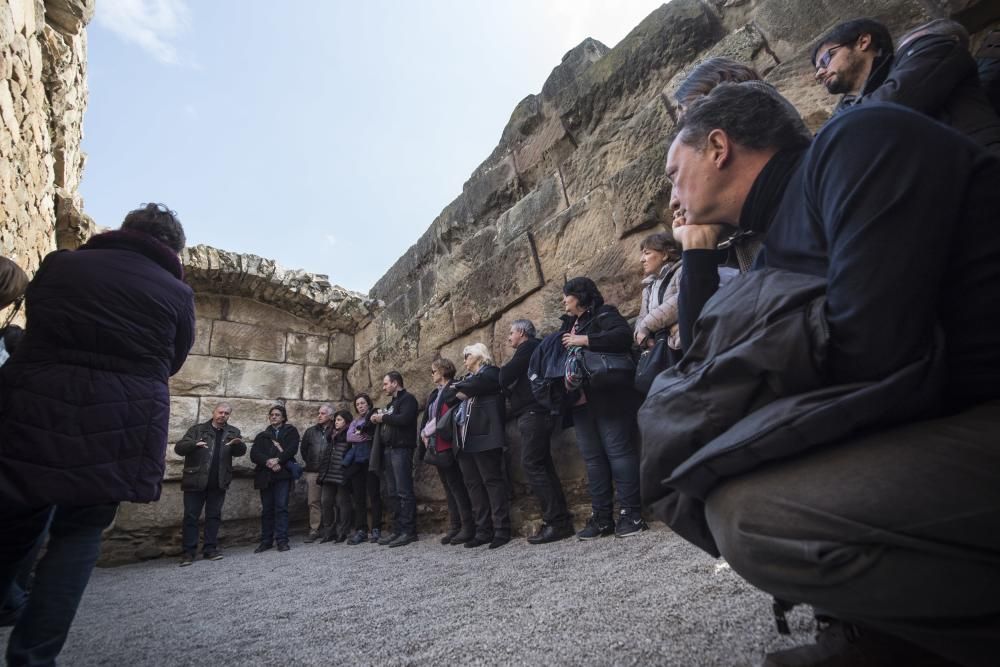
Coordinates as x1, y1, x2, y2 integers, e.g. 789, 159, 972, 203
1, 0, 998, 561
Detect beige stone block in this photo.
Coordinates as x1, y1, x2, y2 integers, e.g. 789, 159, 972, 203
168, 395, 199, 444
194, 295, 225, 320
195, 396, 274, 434
417, 300, 455, 357
439, 326, 494, 375
286, 332, 328, 366
491, 281, 566, 363
328, 333, 354, 368
170, 356, 227, 395
115, 479, 263, 532
303, 366, 344, 402
532, 188, 618, 284
354, 321, 378, 357
190, 318, 212, 356
346, 352, 372, 399
211, 320, 285, 362
450, 233, 544, 334
224, 297, 331, 336
226, 359, 303, 400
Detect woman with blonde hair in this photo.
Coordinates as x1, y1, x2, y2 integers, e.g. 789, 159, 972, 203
450, 342, 510, 549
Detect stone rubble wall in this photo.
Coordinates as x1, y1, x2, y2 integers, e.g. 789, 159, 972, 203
0, 0, 93, 294
351, 0, 998, 530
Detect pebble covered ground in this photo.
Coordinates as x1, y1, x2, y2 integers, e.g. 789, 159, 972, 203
0, 525, 819, 666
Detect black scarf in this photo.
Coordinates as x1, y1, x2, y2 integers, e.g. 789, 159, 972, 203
738, 147, 807, 236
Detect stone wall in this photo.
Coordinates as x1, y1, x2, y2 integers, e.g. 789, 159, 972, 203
0, 0, 93, 294
350, 0, 1000, 531
101, 246, 376, 562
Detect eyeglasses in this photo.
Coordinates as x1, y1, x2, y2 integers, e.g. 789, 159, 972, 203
815, 44, 846, 70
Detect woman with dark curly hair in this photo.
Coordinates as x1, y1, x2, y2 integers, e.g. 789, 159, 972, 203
560, 277, 647, 540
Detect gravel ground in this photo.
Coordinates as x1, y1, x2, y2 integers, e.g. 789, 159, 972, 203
0, 526, 818, 666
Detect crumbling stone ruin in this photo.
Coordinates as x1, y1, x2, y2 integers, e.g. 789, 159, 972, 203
0, 0, 997, 561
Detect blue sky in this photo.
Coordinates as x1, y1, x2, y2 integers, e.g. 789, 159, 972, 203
82, 1, 666, 293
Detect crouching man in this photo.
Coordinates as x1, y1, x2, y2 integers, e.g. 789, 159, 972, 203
656, 84, 1000, 665
175, 403, 245, 565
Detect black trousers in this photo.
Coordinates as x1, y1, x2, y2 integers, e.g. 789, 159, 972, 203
705, 400, 1000, 667
435, 456, 474, 533
459, 448, 511, 540
181, 487, 227, 553
367, 471, 383, 531
345, 465, 368, 531
319, 483, 352, 540
518, 411, 571, 527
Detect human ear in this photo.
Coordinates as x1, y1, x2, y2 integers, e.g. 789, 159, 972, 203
706, 129, 730, 168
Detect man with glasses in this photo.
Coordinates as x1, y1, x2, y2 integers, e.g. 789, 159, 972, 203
811, 18, 894, 114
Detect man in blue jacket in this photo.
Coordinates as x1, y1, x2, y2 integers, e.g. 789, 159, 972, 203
664, 85, 1000, 664
0, 203, 195, 665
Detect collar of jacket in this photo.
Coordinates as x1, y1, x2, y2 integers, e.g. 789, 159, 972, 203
641, 261, 677, 287
738, 146, 807, 236
80, 229, 184, 280
862, 50, 894, 96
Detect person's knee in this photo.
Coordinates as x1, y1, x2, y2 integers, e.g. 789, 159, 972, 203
705, 477, 782, 584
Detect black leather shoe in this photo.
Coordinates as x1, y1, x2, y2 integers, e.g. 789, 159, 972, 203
319, 535, 335, 544
440, 530, 459, 545
276, 543, 290, 552
387, 533, 418, 548
527, 524, 575, 545
463, 536, 489, 548
488, 536, 511, 550
450, 530, 474, 545
378, 532, 399, 546
253, 543, 273, 554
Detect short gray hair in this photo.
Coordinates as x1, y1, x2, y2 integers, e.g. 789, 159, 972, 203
900, 19, 969, 51
318, 403, 334, 416
510, 319, 536, 339
679, 84, 811, 153
462, 342, 493, 365
213, 402, 232, 413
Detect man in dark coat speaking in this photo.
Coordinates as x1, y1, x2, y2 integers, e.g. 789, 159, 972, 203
0, 203, 195, 665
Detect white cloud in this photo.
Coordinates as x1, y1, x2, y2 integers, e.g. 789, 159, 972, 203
325, 234, 337, 247
95, 0, 193, 66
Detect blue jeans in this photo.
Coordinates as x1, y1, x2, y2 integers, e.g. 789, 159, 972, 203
573, 400, 640, 517
0, 503, 119, 667
259, 479, 291, 546
181, 487, 227, 554
383, 447, 416, 535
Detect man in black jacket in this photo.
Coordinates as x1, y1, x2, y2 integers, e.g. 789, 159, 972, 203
823, 18, 1000, 153
664, 84, 1000, 664
500, 319, 572, 544
174, 403, 245, 566
371, 371, 419, 547
811, 18, 894, 114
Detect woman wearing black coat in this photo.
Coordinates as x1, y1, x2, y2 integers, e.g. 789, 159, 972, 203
560, 277, 647, 540
315, 409, 354, 543
452, 343, 510, 549
250, 405, 300, 553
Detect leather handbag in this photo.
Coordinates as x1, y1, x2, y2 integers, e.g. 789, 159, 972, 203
423, 444, 455, 468
634, 332, 671, 395
581, 349, 637, 389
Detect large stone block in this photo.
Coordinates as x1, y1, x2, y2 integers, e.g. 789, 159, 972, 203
462, 153, 522, 226
303, 366, 345, 402
368, 324, 419, 393
170, 356, 228, 396
194, 295, 225, 320
115, 478, 264, 533
513, 113, 577, 191
450, 233, 544, 334
168, 395, 199, 444
433, 225, 500, 296
491, 281, 566, 364
606, 141, 672, 238
346, 351, 372, 399
531, 188, 619, 284
328, 332, 355, 368
417, 299, 455, 357
223, 296, 331, 337
210, 320, 286, 362
286, 332, 328, 366
438, 325, 494, 374
226, 360, 304, 400
190, 318, 212, 356
496, 173, 568, 246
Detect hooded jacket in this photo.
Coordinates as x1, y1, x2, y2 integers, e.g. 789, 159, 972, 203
0, 230, 195, 508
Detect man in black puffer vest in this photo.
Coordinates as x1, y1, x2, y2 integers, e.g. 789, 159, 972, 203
659, 84, 1000, 665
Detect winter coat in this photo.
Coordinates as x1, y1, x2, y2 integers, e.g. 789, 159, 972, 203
499, 337, 542, 417
635, 262, 682, 348
559, 303, 635, 407
344, 414, 373, 465
0, 230, 195, 509
420, 382, 458, 457
299, 422, 332, 473
377, 389, 419, 449
316, 428, 349, 486
452, 365, 506, 454
175, 421, 245, 492
250, 424, 300, 490
861, 34, 1000, 152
